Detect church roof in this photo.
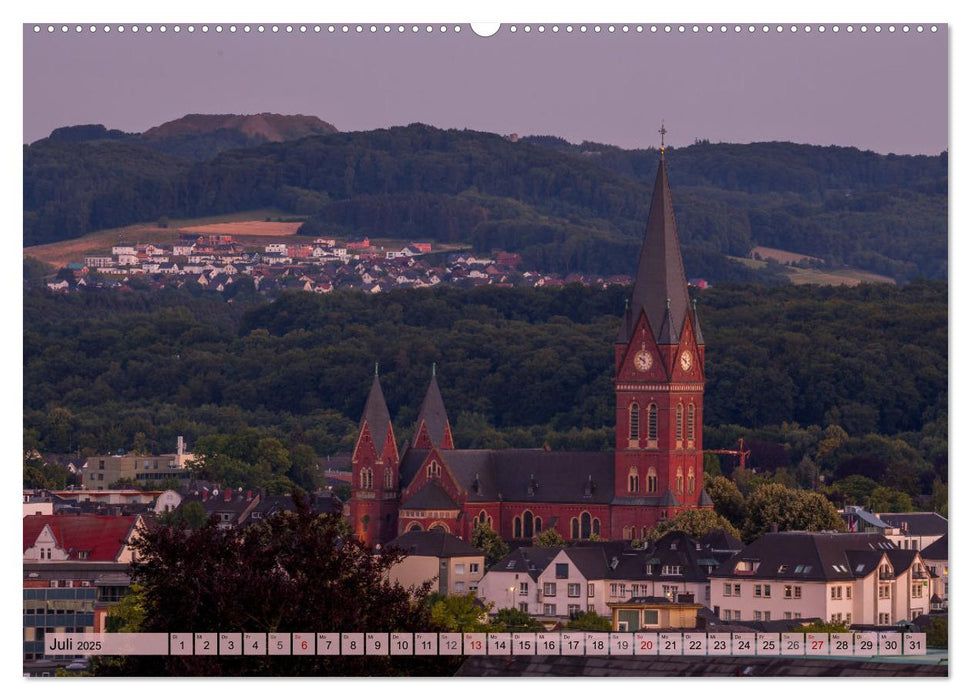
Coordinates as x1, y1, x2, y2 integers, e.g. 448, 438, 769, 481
617, 154, 694, 347
400, 449, 615, 504
698, 487, 714, 507
414, 372, 451, 448
360, 373, 392, 453
400, 480, 460, 511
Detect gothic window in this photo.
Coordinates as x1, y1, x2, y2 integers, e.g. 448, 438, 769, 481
571, 518, 579, 540
593, 518, 601, 536
522, 510, 535, 539
361, 468, 373, 489
628, 467, 639, 493
647, 404, 658, 442
641, 526, 649, 539
535, 517, 542, 533
384, 468, 393, 490
426, 461, 441, 479
676, 404, 684, 444
623, 526, 633, 540
514, 516, 522, 539
676, 466, 684, 495
647, 468, 658, 493
686, 404, 696, 444
580, 512, 592, 539
477, 510, 493, 528
430, 522, 448, 533
687, 468, 696, 496
408, 522, 422, 532
629, 403, 640, 441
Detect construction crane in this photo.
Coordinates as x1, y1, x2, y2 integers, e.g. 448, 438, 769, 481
705, 439, 752, 471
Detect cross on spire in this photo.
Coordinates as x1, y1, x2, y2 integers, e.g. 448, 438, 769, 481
659, 120, 667, 152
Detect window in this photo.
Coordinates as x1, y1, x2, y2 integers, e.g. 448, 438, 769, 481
623, 526, 633, 540
519, 603, 529, 613
588, 583, 595, 598
593, 518, 601, 537
543, 604, 557, 616
568, 583, 581, 598
784, 612, 792, 620
831, 586, 842, 599
675, 404, 684, 444
628, 467, 639, 493
687, 468, 695, 496
469, 563, 480, 574
544, 583, 556, 597
556, 563, 569, 579
911, 584, 923, 598
676, 467, 683, 495
754, 584, 762, 597
784, 585, 793, 599
426, 461, 441, 478
661, 565, 683, 576
794, 586, 802, 599
686, 404, 695, 444
360, 468, 372, 489
519, 582, 529, 596
733, 584, 741, 597
734, 611, 741, 621
454, 563, 465, 575
879, 613, 890, 625
384, 468, 393, 490
619, 584, 628, 597
845, 613, 850, 624
723, 609, 732, 621
568, 604, 581, 616
879, 585, 890, 599
754, 611, 762, 621
514, 516, 522, 539
845, 586, 852, 599
662, 585, 677, 599
647, 404, 658, 442
580, 512, 592, 540
522, 510, 536, 539
454, 581, 466, 593
629, 403, 640, 441
610, 584, 618, 597
647, 468, 658, 493
764, 584, 771, 598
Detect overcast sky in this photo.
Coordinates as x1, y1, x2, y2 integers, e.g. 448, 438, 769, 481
23, 23, 947, 154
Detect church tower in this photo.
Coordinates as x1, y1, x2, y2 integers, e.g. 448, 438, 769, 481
412, 365, 455, 450
613, 141, 706, 528
349, 367, 400, 545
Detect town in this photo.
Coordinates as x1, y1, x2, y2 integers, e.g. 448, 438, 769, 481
42, 232, 645, 296
23, 153, 947, 677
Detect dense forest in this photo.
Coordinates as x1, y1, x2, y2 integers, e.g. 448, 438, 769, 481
25, 123, 947, 281
24, 281, 946, 507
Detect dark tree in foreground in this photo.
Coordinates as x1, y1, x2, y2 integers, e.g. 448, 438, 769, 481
96, 494, 460, 676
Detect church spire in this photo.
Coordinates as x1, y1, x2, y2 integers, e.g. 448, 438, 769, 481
413, 367, 454, 449
617, 143, 691, 346
360, 370, 393, 453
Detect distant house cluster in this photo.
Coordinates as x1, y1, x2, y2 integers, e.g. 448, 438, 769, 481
41, 232, 649, 296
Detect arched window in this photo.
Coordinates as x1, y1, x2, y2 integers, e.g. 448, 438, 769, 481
384, 468, 393, 490
426, 461, 441, 479
623, 526, 632, 540
676, 466, 684, 495
477, 510, 493, 528
676, 404, 684, 444
629, 403, 640, 441
647, 404, 658, 442
628, 467, 639, 493
641, 526, 649, 539
522, 510, 535, 539
408, 522, 422, 532
687, 468, 696, 496
514, 516, 522, 539
430, 522, 449, 533
535, 517, 542, 533
361, 468, 373, 489
647, 468, 658, 493
686, 404, 696, 444
580, 512, 592, 539
571, 518, 579, 539
592, 518, 601, 537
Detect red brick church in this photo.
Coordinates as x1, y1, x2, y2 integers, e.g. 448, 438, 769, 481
349, 151, 712, 545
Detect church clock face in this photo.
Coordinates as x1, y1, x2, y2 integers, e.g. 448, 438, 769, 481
634, 350, 653, 372
680, 350, 693, 371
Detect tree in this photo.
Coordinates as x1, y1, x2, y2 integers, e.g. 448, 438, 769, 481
926, 616, 947, 649
827, 475, 878, 506
535, 527, 565, 547
868, 486, 914, 513
471, 522, 509, 565
95, 494, 455, 676
564, 610, 612, 631
105, 584, 147, 632
166, 501, 209, 530
492, 607, 543, 631
703, 474, 747, 529
428, 592, 494, 632
793, 621, 849, 633
648, 509, 741, 541
742, 483, 845, 541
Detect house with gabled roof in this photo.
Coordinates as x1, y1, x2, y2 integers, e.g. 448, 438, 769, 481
23, 514, 144, 563
384, 530, 485, 596
920, 534, 947, 610
709, 532, 934, 626
875, 511, 947, 551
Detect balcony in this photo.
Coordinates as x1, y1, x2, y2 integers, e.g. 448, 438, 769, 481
912, 571, 928, 580
879, 571, 895, 580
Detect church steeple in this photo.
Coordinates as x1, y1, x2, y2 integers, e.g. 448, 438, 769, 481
617, 148, 691, 347
413, 365, 454, 449
360, 370, 393, 453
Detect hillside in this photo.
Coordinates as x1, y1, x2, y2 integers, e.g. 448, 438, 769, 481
23, 123, 947, 281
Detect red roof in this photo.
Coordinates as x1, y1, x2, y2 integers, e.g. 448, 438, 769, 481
23, 515, 139, 562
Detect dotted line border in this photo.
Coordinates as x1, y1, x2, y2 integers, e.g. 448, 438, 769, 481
30, 24, 940, 35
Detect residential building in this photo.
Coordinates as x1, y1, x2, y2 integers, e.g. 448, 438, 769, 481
608, 595, 703, 631
384, 530, 486, 596
709, 532, 934, 626
920, 534, 948, 610
875, 512, 948, 551
81, 437, 194, 490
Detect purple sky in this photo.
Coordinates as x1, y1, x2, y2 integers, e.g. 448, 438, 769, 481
23, 24, 947, 154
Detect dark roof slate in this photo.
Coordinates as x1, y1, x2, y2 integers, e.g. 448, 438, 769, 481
414, 373, 451, 448
360, 374, 393, 453
617, 156, 693, 347
400, 480, 460, 510
921, 533, 948, 560
385, 530, 482, 558
875, 512, 948, 537
490, 546, 560, 581
400, 448, 615, 504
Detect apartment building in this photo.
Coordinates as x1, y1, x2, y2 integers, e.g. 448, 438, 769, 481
709, 532, 933, 626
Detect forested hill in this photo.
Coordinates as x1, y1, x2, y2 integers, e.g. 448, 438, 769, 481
24, 123, 947, 281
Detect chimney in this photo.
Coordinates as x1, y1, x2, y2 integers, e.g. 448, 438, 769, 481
246, 490, 252, 501
202, 487, 209, 501
177, 435, 184, 460
224, 489, 232, 502
769, 523, 779, 533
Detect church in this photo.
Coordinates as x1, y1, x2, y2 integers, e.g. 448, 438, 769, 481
349, 149, 712, 546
